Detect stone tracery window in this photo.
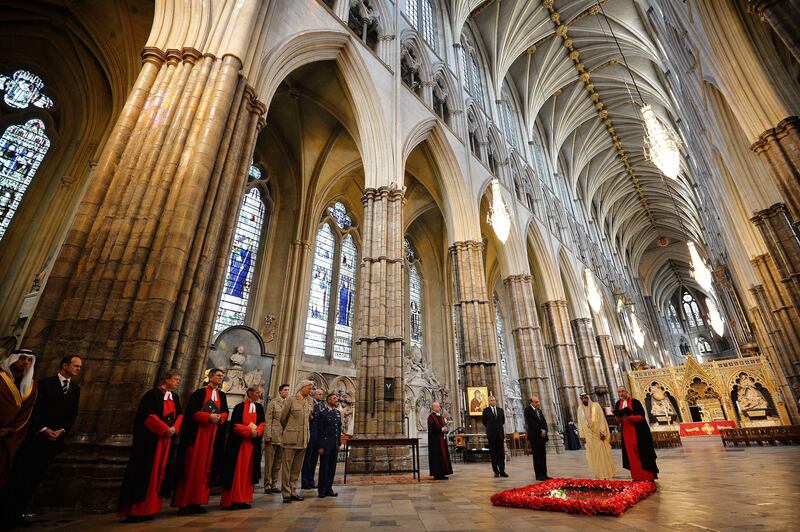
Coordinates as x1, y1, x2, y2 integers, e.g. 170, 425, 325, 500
668, 303, 682, 333
461, 31, 485, 106
304, 202, 359, 361
401, 41, 424, 97
0, 118, 51, 241
0, 70, 53, 109
500, 88, 519, 148
696, 336, 711, 354
682, 290, 704, 328
213, 184, 268, 335
432, 73, 450, 124
493, 292, 510, 380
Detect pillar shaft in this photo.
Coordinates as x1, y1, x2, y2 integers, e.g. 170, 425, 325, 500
570, 317, 605, 397
25, 50, 262, 438
354, 187, 405, 438
450, 240, 499, 432
712, 265, 758, 353
752, 121, 800, 223
752, 203, 800, 318
541, 299, 583, 423
596, 334, 621, 392
503, 275, 552, 407
748, 0, 800, 63
751, 254, 800, 382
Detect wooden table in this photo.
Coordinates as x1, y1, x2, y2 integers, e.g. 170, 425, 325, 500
342, 437, 420, 484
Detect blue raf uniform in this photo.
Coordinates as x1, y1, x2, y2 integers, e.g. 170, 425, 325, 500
301, 398, 325, 489
315, 404, 342, 498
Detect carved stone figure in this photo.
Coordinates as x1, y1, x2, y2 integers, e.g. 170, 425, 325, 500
415, 395, 431, 432
737, 376, 768, 411
649, 388, 675, 420
225, 345, 248, 395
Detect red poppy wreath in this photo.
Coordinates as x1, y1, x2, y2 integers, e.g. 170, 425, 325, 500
490, 478, 657, 516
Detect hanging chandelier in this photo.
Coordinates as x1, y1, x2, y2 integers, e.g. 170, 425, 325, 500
630, 311, 645, 348
585, 268, 603, 313
706, 296, 725, 337
641, 104, 682, 179
687, 241, 713, 292
488, 178, 511, 243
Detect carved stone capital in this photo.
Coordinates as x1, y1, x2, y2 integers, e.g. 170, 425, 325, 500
751, 116, 800, 153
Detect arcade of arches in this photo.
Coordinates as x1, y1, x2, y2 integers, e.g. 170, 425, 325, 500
1, 0, 800, 517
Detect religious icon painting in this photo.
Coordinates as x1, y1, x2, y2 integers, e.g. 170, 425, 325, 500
467, 386, 489, 416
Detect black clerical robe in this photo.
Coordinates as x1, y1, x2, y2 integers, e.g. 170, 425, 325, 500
118, 387, 183, 516
220, 400, 265, 507
426, 412, 452, 478
614, 398, 658, 480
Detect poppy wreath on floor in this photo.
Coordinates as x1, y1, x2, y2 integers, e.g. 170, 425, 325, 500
490, 478, 657, 516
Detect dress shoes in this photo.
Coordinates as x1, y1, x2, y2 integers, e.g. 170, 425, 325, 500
499, 472, 509, 478
494, 473, 500, 478
318, 493, 326, 498
283, 497, 292, 504
291, 494, 305, 501
272, 487, 281, 494
325, 490, 338, 497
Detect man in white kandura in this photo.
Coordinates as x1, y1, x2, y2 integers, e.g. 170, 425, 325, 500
577, 392, 616, 480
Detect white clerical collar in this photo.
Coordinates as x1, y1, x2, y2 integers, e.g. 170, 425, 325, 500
248, 401, 256, 413
163, 388, 173, 401
210, 387, 218, 402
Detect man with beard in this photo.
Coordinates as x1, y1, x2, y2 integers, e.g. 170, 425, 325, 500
220, 386, 265, 510
577, 392, 615, 480
118, 369, 183, 522
172, 369, 229, 514
426, 402, 452, 480
614, 386, 658, 481
0, 350, 37, 489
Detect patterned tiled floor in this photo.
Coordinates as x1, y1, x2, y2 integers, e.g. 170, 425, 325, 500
25, 438, 800, 531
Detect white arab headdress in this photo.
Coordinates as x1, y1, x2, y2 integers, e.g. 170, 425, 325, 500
1, 349, 36, 397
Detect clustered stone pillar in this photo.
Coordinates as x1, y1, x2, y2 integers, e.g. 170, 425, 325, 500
353, 186, 405, 468
503, 274, 553, 408
748, 0, 800, 63
23, 48, 264, 509
570, 317, 606, 402
750, 254, 800, 383
541, 299, 583, 422
751, 204, 800, 319
595, 334, 621, 392
450, 240, 500, 432
712, 265, 759, 354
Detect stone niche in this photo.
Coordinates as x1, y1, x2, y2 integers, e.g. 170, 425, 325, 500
207, 325, 275, 407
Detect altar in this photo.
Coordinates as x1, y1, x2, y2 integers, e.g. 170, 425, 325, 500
679, 420, 737, 437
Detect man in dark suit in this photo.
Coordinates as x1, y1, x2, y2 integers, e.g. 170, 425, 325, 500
6, 355, 82, 523
524, 395, 550, 481
315, 393, 342, 498
481, 396, 507, 477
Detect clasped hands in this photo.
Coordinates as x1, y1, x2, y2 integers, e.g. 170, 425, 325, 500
248, 422, 258, 439
209, 413, 222, 424
42, 428, 65, 441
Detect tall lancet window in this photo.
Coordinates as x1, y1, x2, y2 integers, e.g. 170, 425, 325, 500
405, 239, 423, 349
493, 292, 510, 380
213, 169, 268, 335
0, 119, 51, 241
682, 291, 703, 328
304, 202, 359, 361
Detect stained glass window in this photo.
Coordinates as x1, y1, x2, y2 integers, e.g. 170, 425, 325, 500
333, 234, 357, 360
682, 291, 703, 328
494, 293, 509, 378
501, 97, 518, 147
668, 303, 681, 333
409, 264, 423, 348
696, 336, 711, 354
248, 164, 262, 180
304, 203, 359, 361
304, 223, 336, 357
212, 188, 266, 335
0, 70, 53, 109
452, 305, 462, 385
327, 201, 352, 229
470, 55, 483, 104
0, 119, 50, 241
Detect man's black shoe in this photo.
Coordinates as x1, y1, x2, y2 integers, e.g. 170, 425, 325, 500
325, 490, 338, 497
282, 497, 292, 503
291, 494, 305, 501
500, 472, 509, 477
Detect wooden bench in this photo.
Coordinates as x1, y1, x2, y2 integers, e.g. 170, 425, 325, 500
719, 426, 800, 447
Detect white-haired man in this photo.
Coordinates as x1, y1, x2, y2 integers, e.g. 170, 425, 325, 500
279, 379, 314, 503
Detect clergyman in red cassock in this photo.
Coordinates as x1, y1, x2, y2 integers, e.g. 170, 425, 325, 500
426, 402, 452, 480
614, 386, 659, 481
172, 368, 229, 514
118, 369, 184, 522
220, 386, 266, 509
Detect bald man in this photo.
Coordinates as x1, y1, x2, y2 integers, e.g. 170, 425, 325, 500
524, 396, 550, 481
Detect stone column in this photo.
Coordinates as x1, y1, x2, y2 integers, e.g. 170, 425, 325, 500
503, 274, 553, 407
570, 317, 606, 401
751, 204, 800, 319
750, 254, 800, 383
748, 0, 800, 63
541, 299, 583, 422
752, 122, 800, 222
713, 264, 759, 354
23, 49, 263, 509
354, 187, 405, 443
450, 240, 500, 432
595, 334, 621, 392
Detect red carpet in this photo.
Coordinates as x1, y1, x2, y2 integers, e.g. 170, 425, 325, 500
490, 478, 657, 516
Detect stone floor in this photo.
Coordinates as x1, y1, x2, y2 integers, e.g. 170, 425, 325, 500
25, 438, 800, 531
